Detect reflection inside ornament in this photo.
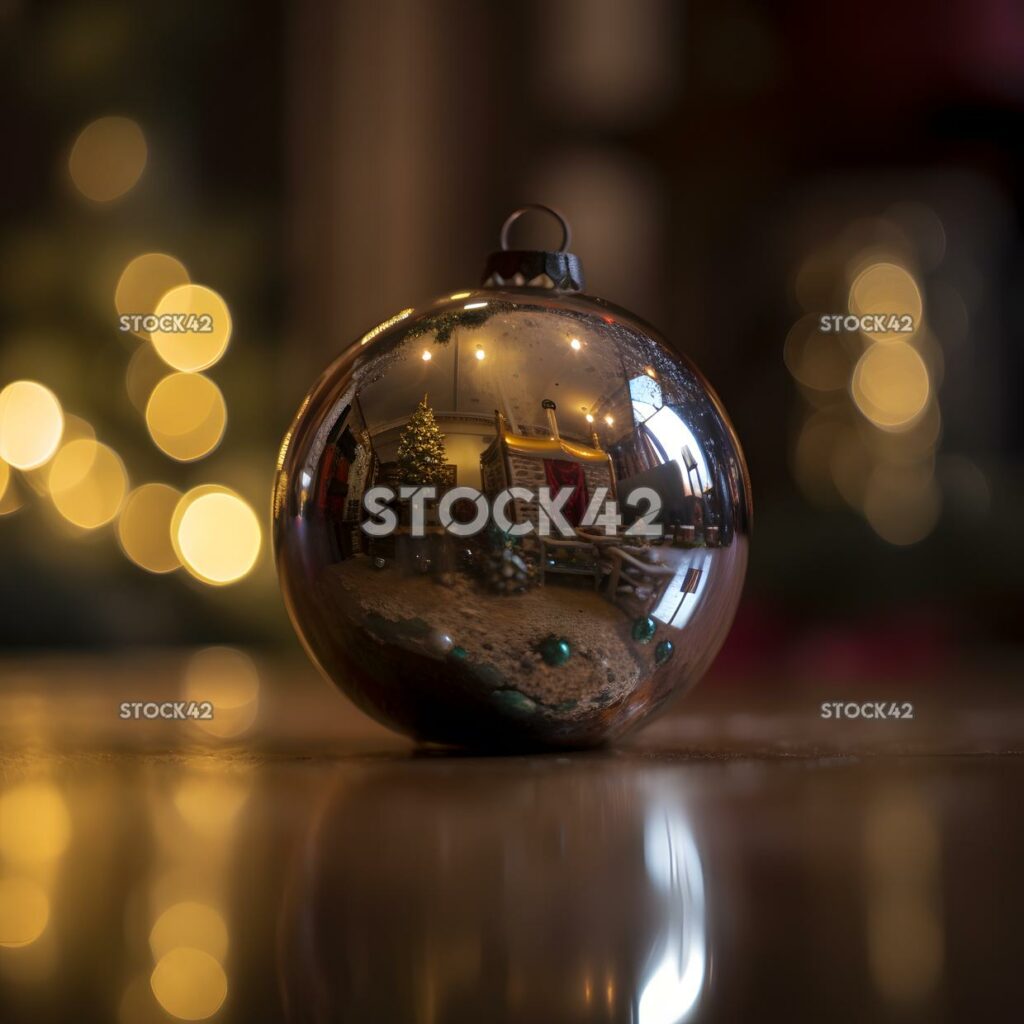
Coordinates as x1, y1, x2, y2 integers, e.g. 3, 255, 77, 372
276, 289, 749, 747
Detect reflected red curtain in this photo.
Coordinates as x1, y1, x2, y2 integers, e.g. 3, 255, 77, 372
543, 459, 588, 527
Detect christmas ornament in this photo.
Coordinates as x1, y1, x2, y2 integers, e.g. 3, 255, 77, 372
274, 205, 751, 749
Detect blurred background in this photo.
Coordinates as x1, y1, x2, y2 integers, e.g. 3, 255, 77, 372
2, 4, 1023, 1023
1, 0, 1023, 670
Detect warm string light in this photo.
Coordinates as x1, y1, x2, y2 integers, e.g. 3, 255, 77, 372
0, 114, 259, 585
786, 245, 942, 545
68, 116, 147, 202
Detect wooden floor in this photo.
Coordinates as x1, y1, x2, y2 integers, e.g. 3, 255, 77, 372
0, 652, 1020, 1023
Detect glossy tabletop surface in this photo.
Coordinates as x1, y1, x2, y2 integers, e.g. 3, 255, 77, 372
0, 653, 1020, 1023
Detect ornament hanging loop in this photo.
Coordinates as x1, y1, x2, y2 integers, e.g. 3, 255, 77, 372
499, 204, 571, 253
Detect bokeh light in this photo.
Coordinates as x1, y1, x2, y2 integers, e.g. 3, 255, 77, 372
863, 464, 941, 545
783, 314, 851, 392
848, 262, 923, 341
145, 374, 227, 462
115, 254, 190, 338
171, 486, 261, 585
0, 381, 64, 470
0, 878, 50, 948
49, 439, 128, 529
0, 783, 71, 865
21, 413, 96, 496
150, 947, 227, 1021
126, 342, 169, 414
0, 457, 9, 504
172, 775, 249, 835
0, 474, 23, 516
68, 116, 147, 202
117, 483, 182, 573
151, 285, 232, 372
792, 411, 847, 505
182, 647, 260, 738
149, 902, 228, 962
852, 342, 930, 431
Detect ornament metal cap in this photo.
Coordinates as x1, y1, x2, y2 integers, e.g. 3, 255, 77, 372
482, 204, 584, 292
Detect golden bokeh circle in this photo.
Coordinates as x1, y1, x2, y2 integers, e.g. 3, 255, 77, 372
783, 314, 851, 392
149, 902, 228, 962
49, 439, 128, 529
151, 285, 232, 372
851, 342, 930, 431
848, 262, 923, 342
0, 878, 50, 948
182, 647, 260, 738
126, 342, 168, 414
145, 374, 227, 462
117, 483, 183, 573
0, 782, 71, 865
115, 254, 190, 338
171, 485, 261, 585
68, 116, 147, 202
150, 947, 227, 1021
0, 381, 64, 470
863, 464, 941, 546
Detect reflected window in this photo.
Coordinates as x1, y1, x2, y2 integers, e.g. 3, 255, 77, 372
629, 377, 710, 496
652, 552, 710, 629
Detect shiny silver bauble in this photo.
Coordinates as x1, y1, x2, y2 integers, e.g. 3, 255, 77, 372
274, 212, 750, 749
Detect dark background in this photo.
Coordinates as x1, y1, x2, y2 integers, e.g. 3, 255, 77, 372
1, 0, 1022, 678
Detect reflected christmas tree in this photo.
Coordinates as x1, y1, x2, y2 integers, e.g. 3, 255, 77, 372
396, 395, 448, 486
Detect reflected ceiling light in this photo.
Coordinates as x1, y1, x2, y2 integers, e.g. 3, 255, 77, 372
421, 350, 432, 361
464, 301, 488, 310
474, 346, 486, 361
449, 291, 471, 300
0, 381, 64, 470
585, 413, 594, 423
604, 415, 614, 426
570, 338, 581, 350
